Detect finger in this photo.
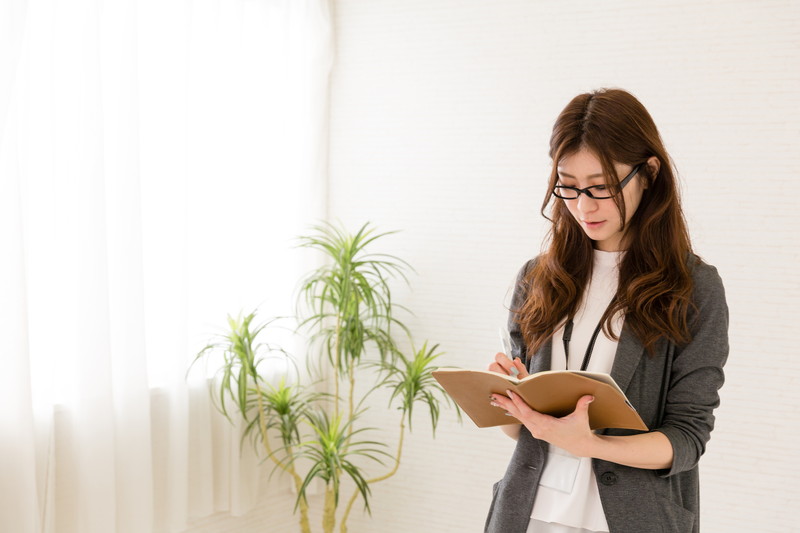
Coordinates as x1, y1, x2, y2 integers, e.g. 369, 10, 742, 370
506, 390, 548, 423
493, 352, 515, 375
489, 392, 510, 406
511, 357, 528, 377
504, 390, 529, 418
489, 393, 516, 415
559, 395, 594, 428
487, 362, 504, 373
573, 395, 595, 415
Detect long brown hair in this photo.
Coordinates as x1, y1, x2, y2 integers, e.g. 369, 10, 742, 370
517, 88, 695, 355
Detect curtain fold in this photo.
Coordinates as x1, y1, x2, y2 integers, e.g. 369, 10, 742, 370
0, 86, 40, 533
0, 1, 333, 531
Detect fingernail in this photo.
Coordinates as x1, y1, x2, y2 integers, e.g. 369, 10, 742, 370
490, 401, 500, 407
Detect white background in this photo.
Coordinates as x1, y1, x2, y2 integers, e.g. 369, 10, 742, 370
185, 1, 800, 532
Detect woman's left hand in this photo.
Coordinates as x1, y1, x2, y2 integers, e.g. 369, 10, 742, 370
490, 390, 598, 457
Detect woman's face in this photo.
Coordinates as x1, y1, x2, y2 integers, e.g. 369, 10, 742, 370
556, 148, 649, 251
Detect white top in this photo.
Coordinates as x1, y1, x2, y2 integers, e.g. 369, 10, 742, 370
530, 250, 625, 531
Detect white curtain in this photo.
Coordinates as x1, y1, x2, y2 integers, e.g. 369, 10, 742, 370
0, 0, 332, 531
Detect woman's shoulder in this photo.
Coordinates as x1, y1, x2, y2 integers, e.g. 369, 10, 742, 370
519, 256, 540, 274
685, 253, 727, 304
686, 253, 722, 281
515, 252, 726, 291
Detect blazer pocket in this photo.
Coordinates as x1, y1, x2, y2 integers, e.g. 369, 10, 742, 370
654, 494, 695, 532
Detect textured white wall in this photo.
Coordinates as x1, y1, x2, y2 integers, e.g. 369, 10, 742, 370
182, 1, 800, 531
325, 1, 800, 533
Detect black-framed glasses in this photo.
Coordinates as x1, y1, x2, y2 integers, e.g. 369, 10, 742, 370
552, 164, 642, 200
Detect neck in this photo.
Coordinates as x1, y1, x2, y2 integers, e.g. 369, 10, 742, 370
595, 234, 628, 252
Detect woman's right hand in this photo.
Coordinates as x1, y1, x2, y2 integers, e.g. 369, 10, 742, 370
488, 352, 529, 379
489, 352, 527, 439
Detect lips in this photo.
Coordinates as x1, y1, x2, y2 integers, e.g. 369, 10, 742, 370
583, 220, 606, 229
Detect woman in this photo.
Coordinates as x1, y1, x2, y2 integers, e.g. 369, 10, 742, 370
484, 89, 728, 533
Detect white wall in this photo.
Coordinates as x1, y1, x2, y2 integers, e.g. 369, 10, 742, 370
325, 1, 800, 532
182, 1, 800, 531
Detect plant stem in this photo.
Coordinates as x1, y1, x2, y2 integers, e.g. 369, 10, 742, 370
366, 419, 405, 483
323, 484, 337, 533
285, 446, 312, 533
339, 420, 405, 533
254, 380, 311, 533
333, 315, 341, 420
347, 365, 355, 439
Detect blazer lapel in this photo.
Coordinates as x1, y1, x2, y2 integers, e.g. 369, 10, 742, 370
528, 337, 552, 374
610, 322, 645, 392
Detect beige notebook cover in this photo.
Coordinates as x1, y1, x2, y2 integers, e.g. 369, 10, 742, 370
432, 368, 647, 431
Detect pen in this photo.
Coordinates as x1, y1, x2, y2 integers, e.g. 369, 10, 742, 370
499, 326, 519, 377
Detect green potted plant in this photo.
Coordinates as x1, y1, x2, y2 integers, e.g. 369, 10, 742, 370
192, 222, 458, 533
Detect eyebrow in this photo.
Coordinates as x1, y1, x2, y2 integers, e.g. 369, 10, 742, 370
557, 171, 604, 179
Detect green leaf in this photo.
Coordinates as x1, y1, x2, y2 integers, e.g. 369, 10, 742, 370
380, 341, 460, 435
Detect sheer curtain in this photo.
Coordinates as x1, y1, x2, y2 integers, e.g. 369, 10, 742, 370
0, 1, 332, 532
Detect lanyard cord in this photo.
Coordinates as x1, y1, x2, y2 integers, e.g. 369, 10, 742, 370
561, 287, 619, 371
562, 318, 605, 371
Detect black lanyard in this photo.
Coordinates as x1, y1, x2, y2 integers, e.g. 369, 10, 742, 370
562, 318, 605, 371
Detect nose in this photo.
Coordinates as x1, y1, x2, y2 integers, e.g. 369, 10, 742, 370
575, 192, 599, 214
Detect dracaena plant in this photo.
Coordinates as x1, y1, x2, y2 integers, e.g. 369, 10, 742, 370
193, 313, 318, 533
193, 222, 458, 533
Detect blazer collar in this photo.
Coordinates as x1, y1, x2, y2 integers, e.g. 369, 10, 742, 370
609, 322, 645, 392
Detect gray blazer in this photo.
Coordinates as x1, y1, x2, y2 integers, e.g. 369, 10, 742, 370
485, 255, 729, 533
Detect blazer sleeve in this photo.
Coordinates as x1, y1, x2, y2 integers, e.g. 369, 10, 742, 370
507, 258, 536, 367
656, 261, 729, 477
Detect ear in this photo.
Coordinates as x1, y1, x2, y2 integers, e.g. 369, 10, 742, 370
644, 156, 660, 187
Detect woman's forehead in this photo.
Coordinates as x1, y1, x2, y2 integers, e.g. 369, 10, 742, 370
557, 150, 602, 176
557, 149, 624, 177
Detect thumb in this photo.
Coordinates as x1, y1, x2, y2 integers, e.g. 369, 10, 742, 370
577, 394, 595, 413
